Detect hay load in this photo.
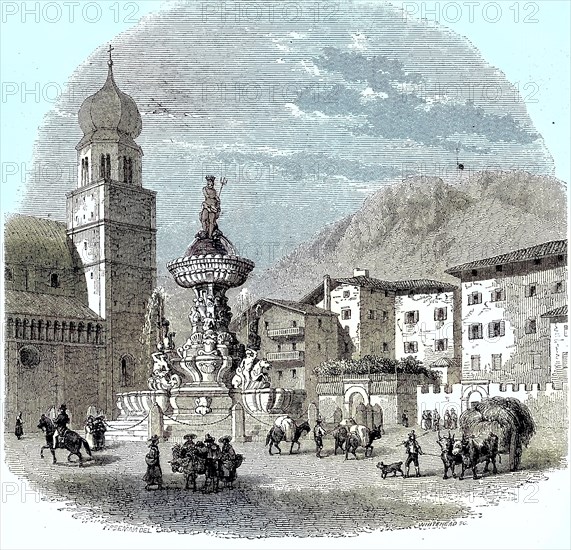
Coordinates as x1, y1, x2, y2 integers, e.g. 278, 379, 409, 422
459, 397, 536, 471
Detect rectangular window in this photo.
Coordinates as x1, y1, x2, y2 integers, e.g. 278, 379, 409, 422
435, 339, 447, 352
495, 264, 503, 272
468, 323, 483, 340
525, 318, 537, 334
265, 322, 269, 330
317, 319, 322, 329
343, 290, 350, 298
525, 284, 537, 297
278, 370, 283, 380
468, 291, 482, 305
532, 354, 541, 369
562, 352, 568, 369
341, 309, 351, 320
492, 354, 502, 370
292, 342, 297, 351
405, 311, 419, 324
291, 369, 297, 379
382, 310, 388, 321
434, 307, 447, 321
471, 355, 481, 371
382, 342, 388, 352
368, 310, 376, 320
491, 288, 505, 302
488, 320, 506, 338
317, 343, 321, 351
291, 320, 297, 328
404, 341, 418, 354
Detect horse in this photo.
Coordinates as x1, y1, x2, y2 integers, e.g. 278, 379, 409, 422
437, 431, 463, 479
265, 420, 311, 455
452, 433, 500, 480
332, 426, 348, 455
38, 415, 92, 466
344, 424, 383, 460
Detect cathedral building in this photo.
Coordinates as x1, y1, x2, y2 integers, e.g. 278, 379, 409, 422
4, 52, 156, 427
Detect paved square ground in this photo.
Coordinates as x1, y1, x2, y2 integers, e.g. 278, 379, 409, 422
3, 424, 566, 538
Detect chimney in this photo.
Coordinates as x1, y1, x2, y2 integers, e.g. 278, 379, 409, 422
353, 268, 369, 277
323, 275, 331, 311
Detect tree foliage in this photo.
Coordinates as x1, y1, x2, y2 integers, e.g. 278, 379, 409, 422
314, 355, 439, 381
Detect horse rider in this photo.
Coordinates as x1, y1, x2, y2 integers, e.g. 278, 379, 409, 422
403, 430, 423, 478
313, 419, 326, 458
38, 413, 56, 449
54, 404, 70, 449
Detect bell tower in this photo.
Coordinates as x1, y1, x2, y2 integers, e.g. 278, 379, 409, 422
66, 46, 157, 416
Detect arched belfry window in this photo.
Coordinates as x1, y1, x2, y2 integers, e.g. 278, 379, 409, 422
120, 354, 135, 387
100, 154, 111, 181
123, 156, 133, 183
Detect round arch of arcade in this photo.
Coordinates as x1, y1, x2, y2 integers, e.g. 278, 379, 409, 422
461, 384, 489, 410
344, 385, 370, 418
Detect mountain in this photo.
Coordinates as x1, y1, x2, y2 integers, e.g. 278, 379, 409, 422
163, 170, 567, 331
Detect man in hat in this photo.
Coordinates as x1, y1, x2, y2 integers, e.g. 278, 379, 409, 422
403, 430, 423, 478
54, 404, 70, 449
144, 435, 163, 490
313, 419, 326, 458
204, 434, 221, 492
182, 433, 197, 456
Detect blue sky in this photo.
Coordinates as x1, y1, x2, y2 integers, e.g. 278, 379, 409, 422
1, 0, 569, 262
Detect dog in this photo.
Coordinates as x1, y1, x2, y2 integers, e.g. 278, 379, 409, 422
376, 461, 404, 479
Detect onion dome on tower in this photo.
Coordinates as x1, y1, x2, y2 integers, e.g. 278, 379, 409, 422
76, 45, 142, 150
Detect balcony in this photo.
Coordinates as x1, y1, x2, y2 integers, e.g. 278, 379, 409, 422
266, 350, 305, 362
267, 326, 305, 338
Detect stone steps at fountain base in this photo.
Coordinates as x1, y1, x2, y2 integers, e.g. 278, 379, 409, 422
104, 419, 148, 442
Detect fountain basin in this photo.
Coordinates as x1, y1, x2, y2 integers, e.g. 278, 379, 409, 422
167, 254, 254, 288
241, 388, 298, 414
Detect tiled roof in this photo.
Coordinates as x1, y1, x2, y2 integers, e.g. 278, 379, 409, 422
262, 299, 339, 317
446, 240, 567, 274
300, 277, 455, 304
5, 290, 104, 321
335, 276, 396, 290
391, 279, 457, 292
541, 305, 568, 319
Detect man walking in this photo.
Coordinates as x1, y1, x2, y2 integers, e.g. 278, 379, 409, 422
403, 431, 423, 478
144, 435, 163, 490
313, 419, 326, 458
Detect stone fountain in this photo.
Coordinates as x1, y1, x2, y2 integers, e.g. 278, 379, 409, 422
113, 175, 303, 441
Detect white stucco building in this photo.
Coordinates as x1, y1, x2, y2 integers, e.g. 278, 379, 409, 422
542, 305, 569, 389
446, 240, 567, 389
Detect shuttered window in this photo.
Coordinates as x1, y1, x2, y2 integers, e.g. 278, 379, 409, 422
434, 307, 447, 321
468, 323, 483, 340
488, 320, 505, 338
